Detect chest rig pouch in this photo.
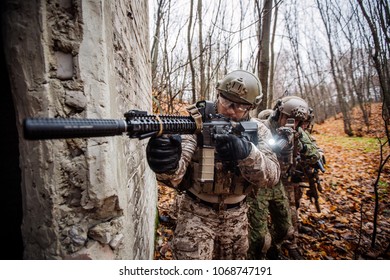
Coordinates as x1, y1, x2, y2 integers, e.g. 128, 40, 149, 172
184, 100, 254, 196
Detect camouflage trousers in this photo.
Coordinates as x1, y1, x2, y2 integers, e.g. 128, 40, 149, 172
283, 182, 301, 250
247, 181, 293, 259
172, 193, 249, 260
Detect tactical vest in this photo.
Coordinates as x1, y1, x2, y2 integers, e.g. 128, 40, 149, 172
179, 102, 255, 203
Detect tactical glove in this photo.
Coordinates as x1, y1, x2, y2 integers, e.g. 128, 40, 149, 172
146, 135, 182, 173
270, 126, 294, 154
277, 126, 294, 143
215, 134, 252, 161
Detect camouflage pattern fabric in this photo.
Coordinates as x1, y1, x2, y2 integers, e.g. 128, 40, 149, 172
155, 116, 280, 260
283, 180, 300, 246
298, 128, 321, 165
284, 128, 322, 254
247, 117, 321, 259
247, 180, 293, 259
288, 127, 321, 219
284, 128, 320, 254
157, 118, 280, 192
172, 194, 249, 260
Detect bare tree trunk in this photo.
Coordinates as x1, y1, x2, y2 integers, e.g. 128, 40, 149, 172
187, 0, 196, 103
316, 0, 353, 136
357, 0, 390, 142
151, 0, 165, 86
350, 48, 370, 129
257, 0, 272, 115
162, 5, 172, 113
334, 2, 370, 130
239, 0, 244, 68
268, 0, 279, 109
284, 1, 304, 98
307, 35, 334, 123
206, 33, 212, 100
197, 0, 206, 100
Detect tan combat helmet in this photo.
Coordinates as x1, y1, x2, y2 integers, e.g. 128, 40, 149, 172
273, 95, 309, 120
216, 70, 263, 107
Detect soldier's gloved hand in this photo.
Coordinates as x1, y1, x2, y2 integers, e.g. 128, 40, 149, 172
215, 134, 252, 161
277, 126, 294, 143
146, 135, 182, 173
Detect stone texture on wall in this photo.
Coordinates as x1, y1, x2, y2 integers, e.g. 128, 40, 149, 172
2, 0, 156, 259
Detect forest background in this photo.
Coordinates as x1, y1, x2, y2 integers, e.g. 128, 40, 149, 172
149, 0, 389, 259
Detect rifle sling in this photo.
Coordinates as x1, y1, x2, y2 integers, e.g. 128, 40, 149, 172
186, 104, 203, 133
155, 115, 164, 137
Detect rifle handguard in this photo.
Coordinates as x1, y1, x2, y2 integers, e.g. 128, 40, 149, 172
124, 110, 197, 139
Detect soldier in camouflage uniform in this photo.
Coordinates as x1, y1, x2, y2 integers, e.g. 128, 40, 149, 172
248, 96, 320, 260
247, 178, 292, 259
146, 70, 280, 260
292, 108, 326, 211
246, 109, 292, 260
302, 108, 326, 163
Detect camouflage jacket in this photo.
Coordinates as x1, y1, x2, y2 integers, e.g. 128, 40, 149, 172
298, 128, 321, 165
156, 117, 280, 204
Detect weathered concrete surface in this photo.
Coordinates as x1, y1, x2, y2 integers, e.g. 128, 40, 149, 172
2, 0, 156, 259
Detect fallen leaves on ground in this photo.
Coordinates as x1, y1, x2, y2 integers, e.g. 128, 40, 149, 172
299, 103, 390, 260
154, 103, 390, 260
154, 184, 177, 260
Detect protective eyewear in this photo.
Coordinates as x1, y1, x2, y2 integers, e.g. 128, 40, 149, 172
218, 95, 252, 112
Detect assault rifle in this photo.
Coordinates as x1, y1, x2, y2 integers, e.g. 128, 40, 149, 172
301, 159, 325, 213
23, 100, 258, 182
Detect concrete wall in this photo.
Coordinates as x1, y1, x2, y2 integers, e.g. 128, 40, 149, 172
2, 0, 157, 259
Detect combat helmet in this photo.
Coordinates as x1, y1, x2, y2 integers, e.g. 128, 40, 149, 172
258, 109, 274, 120
216, 70, 263, 107
273, 95, 309, 120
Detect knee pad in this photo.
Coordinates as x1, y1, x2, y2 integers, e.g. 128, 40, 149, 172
285, 225, 295, 241
261, 232, 272, 253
